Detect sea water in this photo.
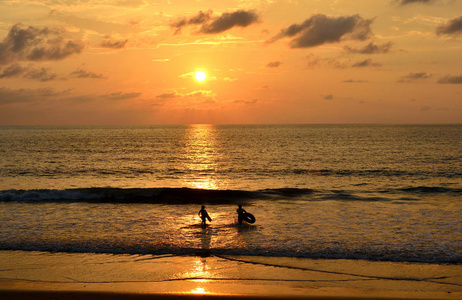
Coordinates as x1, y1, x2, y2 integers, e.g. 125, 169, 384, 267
0, 124, 461, 263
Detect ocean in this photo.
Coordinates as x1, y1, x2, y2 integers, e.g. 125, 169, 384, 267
0, 124, 461, 264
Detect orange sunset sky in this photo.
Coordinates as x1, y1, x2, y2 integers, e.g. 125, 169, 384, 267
0, 0, 461, 125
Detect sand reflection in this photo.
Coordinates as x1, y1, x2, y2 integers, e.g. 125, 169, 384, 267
185, 258, 212, 295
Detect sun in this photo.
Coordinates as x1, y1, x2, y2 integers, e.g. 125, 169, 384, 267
195, 71, 206, 82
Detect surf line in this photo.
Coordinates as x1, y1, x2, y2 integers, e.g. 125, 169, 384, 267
212, 254, 462, 287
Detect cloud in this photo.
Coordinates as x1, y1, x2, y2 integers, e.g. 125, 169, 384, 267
156, 92, 178, 99
201, 10, 260, 34
103, 92, 142, 100
397, 72, 432, 82
438, 74, 462, 84
344, 42, 393, 54
171, 9, 260, 34
70, 68, 104, 79
267, 61, 282, 68
351, 59, 382, 67
171, 10, 212, 34
24, 67, 59, 82
234, 99, 257, 105
184, 90, 216, 98
0, 87, 70, 105
0, 64, 27, 78
395, 0, 435, 5
305, 54, 381, 69
436, 16, 462, 36
323, 94, 334, 100
268, 14, 374, 48
0, 23, 84, 65
100, 39, 128, 49
156, 90, 216, 100
343, 79, 368, 83
0, 64, 59, 81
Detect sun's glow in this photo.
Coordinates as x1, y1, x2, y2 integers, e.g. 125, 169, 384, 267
195, 71, 206, 81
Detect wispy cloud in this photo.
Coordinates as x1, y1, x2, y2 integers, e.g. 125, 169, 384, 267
103, 92, 142, 100
344, 42, 393, 54
266, 61, 282, 68
267, 14, 374, 48
305, 54, 381, 69
397, 72, 432, 82
395, 0, 435, 5
0, 64, 59, 81
171, 10, 260, 34
70, 68, 104, 79
0, 87, 71, 105
156, 90, 217, 100
0, 24, 84, 65
343, 79, 368, 83
100, 38, 128, 49
351, 59, 382, 67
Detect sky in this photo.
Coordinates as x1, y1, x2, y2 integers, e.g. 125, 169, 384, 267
0, 0, 461, 125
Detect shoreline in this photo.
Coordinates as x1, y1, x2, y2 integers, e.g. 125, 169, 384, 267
0, 251, 461, 299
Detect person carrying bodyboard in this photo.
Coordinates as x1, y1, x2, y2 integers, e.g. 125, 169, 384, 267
198, 205, 212, 225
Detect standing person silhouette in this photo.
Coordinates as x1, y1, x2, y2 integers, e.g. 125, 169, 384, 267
236, 204, 246, 225
198, 205, 211, 225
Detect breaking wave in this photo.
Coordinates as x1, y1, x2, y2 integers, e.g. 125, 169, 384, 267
0, 185, 460, 204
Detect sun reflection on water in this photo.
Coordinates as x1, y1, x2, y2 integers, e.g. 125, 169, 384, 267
181, 124, 223, 190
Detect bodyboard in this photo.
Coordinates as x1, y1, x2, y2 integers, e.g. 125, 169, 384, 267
243, 212, 256, 224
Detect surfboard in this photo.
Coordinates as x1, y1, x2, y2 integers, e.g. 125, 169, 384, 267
243, 212, 255, 224
206, 215, 212, 222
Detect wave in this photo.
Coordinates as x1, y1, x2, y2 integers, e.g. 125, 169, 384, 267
0, 187, 313, 204
398, 186, 462, 195
3, 166, 461, 180
294, 168, 462, 179
0, 185, 460, 204
0, 243, 459, 264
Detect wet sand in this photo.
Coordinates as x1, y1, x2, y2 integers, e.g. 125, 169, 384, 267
0, 251, 460, 299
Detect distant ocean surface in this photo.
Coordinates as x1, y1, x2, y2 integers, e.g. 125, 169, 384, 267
0, 125, 461, 263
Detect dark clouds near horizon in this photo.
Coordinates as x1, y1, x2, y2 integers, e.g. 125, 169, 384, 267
268, 14, 374, 48
0, 87, 71, 105
171, 9, 260, 34
0, 24, 84, 65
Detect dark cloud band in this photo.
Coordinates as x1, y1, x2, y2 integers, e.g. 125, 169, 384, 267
0, 24, 84, 65
436, 16, 462, 35
268, 14, 374, 48
171, 10, 260, 34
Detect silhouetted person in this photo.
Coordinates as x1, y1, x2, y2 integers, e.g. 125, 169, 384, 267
198, 205, 211, 225
236, 204, 246, 225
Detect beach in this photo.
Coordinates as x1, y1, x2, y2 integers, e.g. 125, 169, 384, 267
0, 251, 460, 299
1, 125, 460, 299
